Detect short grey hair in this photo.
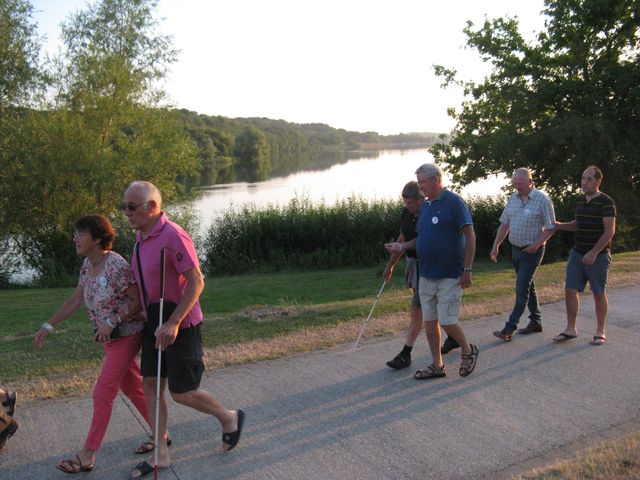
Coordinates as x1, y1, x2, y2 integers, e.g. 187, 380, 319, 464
128, 180, 163, 209
512, 167, 533, 181
415, 163, 442, 179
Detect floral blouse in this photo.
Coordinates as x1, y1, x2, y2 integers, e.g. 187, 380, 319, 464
79, 251, 144, 337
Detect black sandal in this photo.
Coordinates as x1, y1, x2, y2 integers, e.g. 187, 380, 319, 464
459, 344, 479, 377
130, 461, 155, 479
414, 364, 446, 380
222, 409, 245, 451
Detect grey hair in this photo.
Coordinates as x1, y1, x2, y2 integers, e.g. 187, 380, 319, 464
128, 181, 162, 209
415, 163, 442, 179
512, 167, 533, 181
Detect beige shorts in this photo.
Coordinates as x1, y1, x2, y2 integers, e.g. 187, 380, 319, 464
419, 277, 462, 325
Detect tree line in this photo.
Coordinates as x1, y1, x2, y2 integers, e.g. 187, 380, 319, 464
177, 110, 441, 185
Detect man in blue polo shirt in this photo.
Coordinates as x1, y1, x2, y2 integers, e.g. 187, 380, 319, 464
386, 163, 479, 380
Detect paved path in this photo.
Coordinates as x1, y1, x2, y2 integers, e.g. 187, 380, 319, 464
2, 286, 639, 479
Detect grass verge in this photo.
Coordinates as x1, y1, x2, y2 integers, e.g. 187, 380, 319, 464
515, 432, 640, 480
1, 251, 638, 401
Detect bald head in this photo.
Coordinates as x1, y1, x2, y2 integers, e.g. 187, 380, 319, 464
126, 181, 162, 211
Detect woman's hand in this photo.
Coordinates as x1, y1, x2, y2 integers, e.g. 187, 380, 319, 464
34, 327, 50, 349
94, 322, 114, 343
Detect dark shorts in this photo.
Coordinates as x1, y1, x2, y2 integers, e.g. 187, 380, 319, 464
141, 322, 205, 394
565, 248, 611, 294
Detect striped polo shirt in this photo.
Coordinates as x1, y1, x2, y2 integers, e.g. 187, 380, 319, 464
574, 192, 616, 254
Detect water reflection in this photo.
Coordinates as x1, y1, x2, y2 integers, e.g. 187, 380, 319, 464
193, 148, 508, 234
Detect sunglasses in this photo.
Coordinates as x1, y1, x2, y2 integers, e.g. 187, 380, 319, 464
119, 201, 149, 212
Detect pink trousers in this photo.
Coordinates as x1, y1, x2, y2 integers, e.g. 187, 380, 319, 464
84, 333, 150, 451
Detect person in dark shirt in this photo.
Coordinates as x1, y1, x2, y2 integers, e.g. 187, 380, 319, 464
553, 166, 616, 345
384, 182, 458, 370
386, 164, 478, 380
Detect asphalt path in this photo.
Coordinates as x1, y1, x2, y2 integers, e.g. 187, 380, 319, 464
2, 286, 639, 479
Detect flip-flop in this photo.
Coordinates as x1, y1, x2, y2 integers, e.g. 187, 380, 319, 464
591, 335, 606, 346
56, 455, 94, 474
222, 409, 245, 452
134, 436, 173, 454
552, 333, 577, 342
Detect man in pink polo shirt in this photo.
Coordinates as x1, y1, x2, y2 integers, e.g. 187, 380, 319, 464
123, 181, 245, 480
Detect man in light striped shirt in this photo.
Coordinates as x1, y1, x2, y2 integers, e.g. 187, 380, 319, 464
491, 168, 556, 342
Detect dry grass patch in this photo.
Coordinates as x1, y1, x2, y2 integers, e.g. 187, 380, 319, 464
10, 367, 101, 402
516, 432, 640, 480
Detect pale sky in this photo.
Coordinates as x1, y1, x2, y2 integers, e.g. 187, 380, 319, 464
31, 0, 546, 135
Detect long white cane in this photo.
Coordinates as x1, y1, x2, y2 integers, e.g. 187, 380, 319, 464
153, 248, 166, 480
352, 279, 387, 351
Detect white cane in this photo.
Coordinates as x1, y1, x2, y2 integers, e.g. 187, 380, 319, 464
352, 279, 387, 351
153, 248, 166, 480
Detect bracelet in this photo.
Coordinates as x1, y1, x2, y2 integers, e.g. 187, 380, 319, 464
105, 317, 115, 328
41, 322, 54, 333
116, 312, 123, 325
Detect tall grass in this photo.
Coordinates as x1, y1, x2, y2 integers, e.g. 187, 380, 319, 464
203, 196, 401, 274
202, 193, 637, 276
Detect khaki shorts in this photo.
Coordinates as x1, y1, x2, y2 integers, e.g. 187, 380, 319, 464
419, 277, 462, 325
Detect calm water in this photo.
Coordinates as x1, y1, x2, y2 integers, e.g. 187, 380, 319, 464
8, 148, 507, 283
193, 148, 508, 233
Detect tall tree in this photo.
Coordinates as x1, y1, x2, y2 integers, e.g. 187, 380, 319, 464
2, 0, 198, 280
432, 0, 640, 211
0, 0, 44, 283
0, 0, 42, 109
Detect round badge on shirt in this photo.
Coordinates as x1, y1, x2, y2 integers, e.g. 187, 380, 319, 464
432, 216, 439, 224
98, 275, 107, 287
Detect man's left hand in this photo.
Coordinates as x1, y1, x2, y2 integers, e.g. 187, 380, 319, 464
385, 242, 403, 254
155, 321, 180, 350
582, 251, 597, 266
460, 271, 472, 289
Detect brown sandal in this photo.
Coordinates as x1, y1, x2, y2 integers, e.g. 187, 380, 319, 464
56, 455, 94, 474
459, 344, 479, 377
414, 364, 446, 380
134, 436, 172, 454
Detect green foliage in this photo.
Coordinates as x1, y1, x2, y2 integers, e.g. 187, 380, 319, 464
432, 0, 640, 248
233, 126, 271, 181
0, 0, 42, 108
203, 196, 401, 275
0, 0, 200, 282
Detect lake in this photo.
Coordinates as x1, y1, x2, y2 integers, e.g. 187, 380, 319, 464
192, 148, 508, 234
7, 148, 507, 283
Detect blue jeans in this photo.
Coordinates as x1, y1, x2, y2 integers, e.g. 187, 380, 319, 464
505, 245, 545, 332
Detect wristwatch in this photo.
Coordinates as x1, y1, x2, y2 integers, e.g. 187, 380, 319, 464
463, 267, 472, 273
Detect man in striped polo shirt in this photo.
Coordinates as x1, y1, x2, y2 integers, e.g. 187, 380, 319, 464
553, 166, 616, 346
491, 168, 557, 342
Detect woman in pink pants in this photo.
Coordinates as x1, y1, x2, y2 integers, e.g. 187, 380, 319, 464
35, 214, 166, 474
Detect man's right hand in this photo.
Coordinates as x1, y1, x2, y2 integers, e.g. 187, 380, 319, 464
490, 247, 499, 263
383, 265, 394, 282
